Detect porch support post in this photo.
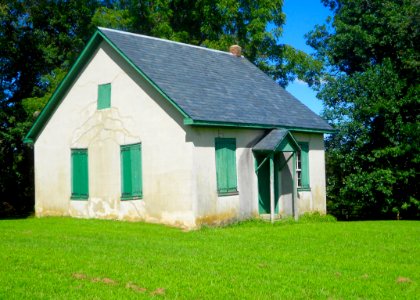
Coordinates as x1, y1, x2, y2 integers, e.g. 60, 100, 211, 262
292, 151, 298, 220
270, 153, 275, 223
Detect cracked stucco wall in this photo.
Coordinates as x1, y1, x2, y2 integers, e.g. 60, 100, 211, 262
33, 40, 326, 229
188, 127, 265, 225
35, 41, 195, 227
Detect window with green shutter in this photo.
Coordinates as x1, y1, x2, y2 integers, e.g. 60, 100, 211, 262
71, 149, 89, 200
297, 142, 310, 190
120, 143, 142, 200
215, 138, 238, 195
97, 83, 111, 109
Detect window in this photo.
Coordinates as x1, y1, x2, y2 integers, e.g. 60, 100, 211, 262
97, 83, 111, 109
71, 149, 89, 199
297, 142, 310, 190
215, 138, 238, 195
120, 143, 142, 199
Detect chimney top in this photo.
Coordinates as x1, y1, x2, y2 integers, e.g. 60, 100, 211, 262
229, 45, 242, 57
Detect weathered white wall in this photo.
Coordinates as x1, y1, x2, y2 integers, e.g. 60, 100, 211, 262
188, 129, 327, 224
279, 152, 294, 215
278, 133, 327, 216
35, 41, 196, 227
34, 40, 327, 228
187, 128, 265, 225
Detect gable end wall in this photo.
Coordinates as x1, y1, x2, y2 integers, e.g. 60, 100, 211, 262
34, 41, 196, 227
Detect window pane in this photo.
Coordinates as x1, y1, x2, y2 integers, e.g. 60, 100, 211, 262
297, 171, 302, 188
297, 153, 302, 170
298, 142, 310, 188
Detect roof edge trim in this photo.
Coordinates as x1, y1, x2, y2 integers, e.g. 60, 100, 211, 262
98, 27, 231, 56
97, 30, 190, 120
273, 130, 301, 153
183, 118, 335, 134
282, 131, 301, 152
253, 130, 301, 153
24, 28, 191, 144
24, 31, 103, 144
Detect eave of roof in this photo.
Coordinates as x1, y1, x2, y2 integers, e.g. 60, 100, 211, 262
24, 29, 191, 144
99, 28, 333, 132
183, 118, 335, 134
97, 30, 191, 120
24, 27, 334, 144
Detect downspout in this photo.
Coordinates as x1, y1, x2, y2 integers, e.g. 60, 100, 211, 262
292, 151, 298, 220
269, 153, 275, 223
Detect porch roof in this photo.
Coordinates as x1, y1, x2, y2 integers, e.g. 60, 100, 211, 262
253, 129, 300, 152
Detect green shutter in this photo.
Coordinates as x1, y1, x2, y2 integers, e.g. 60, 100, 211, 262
299, 142, 310, 189
121, 146, 132, 197
130, 144, 142, 197
226, 141, 237, 191
216, 141, 228, 193
97, 83, 111, 109
121, 143, 142, 199
215, 138, 238, 195
71, 149, 89, 200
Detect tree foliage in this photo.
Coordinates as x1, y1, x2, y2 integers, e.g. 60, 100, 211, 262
307, 0, 419, 219
91, 0, 321, 86
1, 0, 319, 216
0, 0, 98, 216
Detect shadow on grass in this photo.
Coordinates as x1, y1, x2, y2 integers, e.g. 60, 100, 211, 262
0, 203, 34, 220
0, 212, 34, 220
200, 212, 338, 230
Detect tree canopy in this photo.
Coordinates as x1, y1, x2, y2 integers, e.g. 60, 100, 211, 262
307, 0, 419, 219
0, 0, 320, 216
90, 0, 322, 86
0, 0, 99, 216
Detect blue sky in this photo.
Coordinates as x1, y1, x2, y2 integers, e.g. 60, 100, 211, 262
281, 0, 331, 114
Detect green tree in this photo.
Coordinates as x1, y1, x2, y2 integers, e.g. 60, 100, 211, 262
0, 0, 98, 216
1, 0, 321, 216
91, 0, 322, 87
307, 0, 419, 219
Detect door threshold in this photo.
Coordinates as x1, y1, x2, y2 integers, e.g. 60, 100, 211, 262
259, 214, 281, 221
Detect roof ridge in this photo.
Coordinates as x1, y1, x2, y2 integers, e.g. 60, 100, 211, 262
98, 27, 234, 56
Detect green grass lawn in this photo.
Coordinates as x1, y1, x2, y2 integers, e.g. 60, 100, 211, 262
0, 217, 418, 299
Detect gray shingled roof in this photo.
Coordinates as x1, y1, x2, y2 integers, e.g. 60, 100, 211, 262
253, 129, 290, 151
99, 28, 332, 131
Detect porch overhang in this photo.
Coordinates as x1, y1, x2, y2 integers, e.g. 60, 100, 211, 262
253, 129, 300, 153
253, 129, 300, 223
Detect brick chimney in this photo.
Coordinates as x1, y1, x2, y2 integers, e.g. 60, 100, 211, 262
229, 45, 242, 57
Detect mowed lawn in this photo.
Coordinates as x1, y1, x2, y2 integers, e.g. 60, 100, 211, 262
0, 217, 418, 299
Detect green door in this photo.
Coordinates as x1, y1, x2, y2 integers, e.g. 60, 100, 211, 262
257, 155, 270, 214
256, 154, 279, 214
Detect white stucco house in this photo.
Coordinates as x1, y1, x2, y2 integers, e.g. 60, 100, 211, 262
24, 27, 333, 228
